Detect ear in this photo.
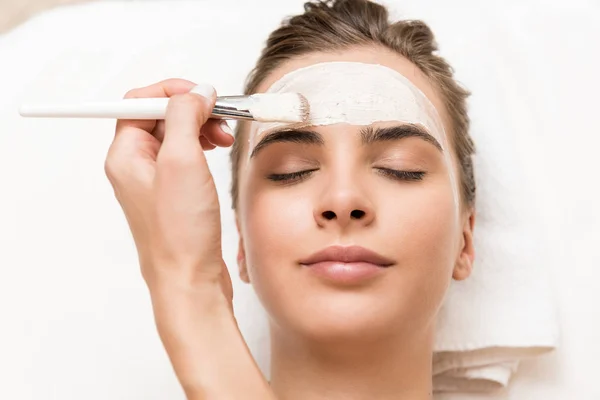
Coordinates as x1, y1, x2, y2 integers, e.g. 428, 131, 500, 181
453, 209, 476, 281
236, 216, 250, 284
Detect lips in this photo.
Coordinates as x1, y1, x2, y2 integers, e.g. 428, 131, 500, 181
300, 245, 394, 267
299, 245, 394, 285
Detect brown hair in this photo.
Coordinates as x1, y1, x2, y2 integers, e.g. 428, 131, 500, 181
230, 0, 475, 209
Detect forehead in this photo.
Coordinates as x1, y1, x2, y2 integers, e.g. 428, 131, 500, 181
253, 45, 452, 132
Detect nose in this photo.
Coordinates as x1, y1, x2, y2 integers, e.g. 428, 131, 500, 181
314, 182, 375, 229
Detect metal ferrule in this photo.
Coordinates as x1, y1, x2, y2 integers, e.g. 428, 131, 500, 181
211, 95, 255, 120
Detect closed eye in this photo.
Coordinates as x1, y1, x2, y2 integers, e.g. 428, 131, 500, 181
267, 169, 318, 184
376, 168, 426, 181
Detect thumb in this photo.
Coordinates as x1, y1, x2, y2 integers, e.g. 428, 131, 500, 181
161, 83, 216, 154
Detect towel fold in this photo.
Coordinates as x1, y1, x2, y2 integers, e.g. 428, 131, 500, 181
433, 361, 518, 392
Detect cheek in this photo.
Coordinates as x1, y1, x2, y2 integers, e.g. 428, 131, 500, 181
385, 182, 458, 260
239, 186, 313, 299
378, 179, 459, 319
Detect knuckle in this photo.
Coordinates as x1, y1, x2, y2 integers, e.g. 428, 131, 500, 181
104, 149, 131, 183
103, 156, 120, 181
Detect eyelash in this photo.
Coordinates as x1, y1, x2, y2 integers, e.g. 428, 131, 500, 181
267, 169, 318, 183
376, 168, 426, 181
267, 168, 425, 183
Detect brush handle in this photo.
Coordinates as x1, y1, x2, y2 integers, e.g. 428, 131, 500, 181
19, 97, 254, 120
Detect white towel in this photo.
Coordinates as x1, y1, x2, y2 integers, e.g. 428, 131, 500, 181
432, 136, 559, 390
429, 6, 560, 391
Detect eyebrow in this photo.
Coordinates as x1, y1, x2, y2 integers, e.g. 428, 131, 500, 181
250, 129, 324, 158
360, 125, 442, 151
249, 124, 442, 158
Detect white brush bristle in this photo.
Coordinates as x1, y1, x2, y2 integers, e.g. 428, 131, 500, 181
249, 93, 310, 123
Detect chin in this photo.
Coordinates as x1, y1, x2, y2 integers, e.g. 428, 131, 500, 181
281, 290, 413, 343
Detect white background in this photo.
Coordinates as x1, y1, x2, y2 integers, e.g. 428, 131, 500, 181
0, 0, 599, 399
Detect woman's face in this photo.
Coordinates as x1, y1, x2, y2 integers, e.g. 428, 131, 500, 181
235, 47, 474, 341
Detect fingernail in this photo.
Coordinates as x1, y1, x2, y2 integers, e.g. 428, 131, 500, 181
190, 83, 215, 99
220, 120, 234, 136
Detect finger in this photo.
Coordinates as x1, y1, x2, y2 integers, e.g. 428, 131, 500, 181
115, 78, 197, 134
107, 80, 201, 183
160, 83, 217, 157
201, 119, 235, 147
152, 120, 166, 143
153, 120, 234, 148
199, 136, 216, 150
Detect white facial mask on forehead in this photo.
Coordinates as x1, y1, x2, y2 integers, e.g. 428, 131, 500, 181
248, 61, 459, 207
249, 62, 446, 144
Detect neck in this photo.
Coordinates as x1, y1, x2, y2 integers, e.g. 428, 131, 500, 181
269, 325, 434, 400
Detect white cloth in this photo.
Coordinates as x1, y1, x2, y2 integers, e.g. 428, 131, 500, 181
0, 1, 566, 398
429, 5, 561, 390
432, 103, 559, 391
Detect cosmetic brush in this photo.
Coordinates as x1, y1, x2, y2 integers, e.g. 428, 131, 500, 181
19, 93, 310, 123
